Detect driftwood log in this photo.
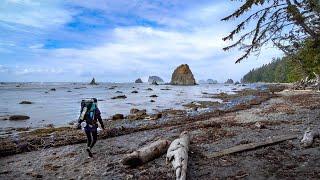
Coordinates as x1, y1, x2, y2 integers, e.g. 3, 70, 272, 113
313, 72, 320, 91
166, 131, 190, 180
293, 72, 320, 90
122, 139, 171, 167
207, 134, 297, 159
301, 128, 320, 147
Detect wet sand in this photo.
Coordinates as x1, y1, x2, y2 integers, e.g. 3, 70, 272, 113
1, 88, 320, 179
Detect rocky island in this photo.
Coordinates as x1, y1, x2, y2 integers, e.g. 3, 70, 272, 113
171, 64, 196, 85
148, 76, 164, 84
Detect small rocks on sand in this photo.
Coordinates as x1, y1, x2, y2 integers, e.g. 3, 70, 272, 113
19, 101, 33, 104
111, 95, 127, 99
112, 114, 124, 120
150, 95, 158, 98
146, 88, 153, 91
9, 115, 30, 121
50, 88, 56, 91
131, 90, 138, 93
115, 91, 123, 93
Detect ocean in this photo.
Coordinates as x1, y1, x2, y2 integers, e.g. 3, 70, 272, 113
0, 82, 255, 130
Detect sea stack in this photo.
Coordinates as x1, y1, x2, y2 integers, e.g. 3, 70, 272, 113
148, 76, 164, 84
171, 64, 196, 85
225, 79, 234, 84
135, 78, 143, 83
89, 78, 98, 85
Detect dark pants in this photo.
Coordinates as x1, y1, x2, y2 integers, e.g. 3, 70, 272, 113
85, 129, 98, 148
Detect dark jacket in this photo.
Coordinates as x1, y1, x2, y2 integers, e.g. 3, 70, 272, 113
80, 107, 105, 131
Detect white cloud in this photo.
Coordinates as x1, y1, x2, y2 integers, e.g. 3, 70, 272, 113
0, 0, 72, 29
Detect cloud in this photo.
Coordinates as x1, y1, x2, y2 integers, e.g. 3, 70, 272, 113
0, 0, 72, 29
0, 0, 281, 82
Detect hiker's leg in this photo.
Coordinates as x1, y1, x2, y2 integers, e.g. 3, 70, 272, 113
85, 130, 92, 148
90, 130, 98, 148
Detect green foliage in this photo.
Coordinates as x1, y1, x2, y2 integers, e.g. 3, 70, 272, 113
242, 39, 320, 83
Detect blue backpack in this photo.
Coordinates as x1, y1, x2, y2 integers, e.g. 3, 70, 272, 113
79, 99, 97, 125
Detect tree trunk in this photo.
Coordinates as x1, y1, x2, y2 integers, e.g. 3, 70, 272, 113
207, 134, 297, 158
166, 131, 190, 180
301, 128, 320, 147
122, 139, 171, 167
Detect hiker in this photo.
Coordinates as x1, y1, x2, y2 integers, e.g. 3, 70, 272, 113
78, 98, 105, 158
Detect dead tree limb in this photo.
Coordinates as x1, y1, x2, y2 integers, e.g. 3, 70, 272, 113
166, 131, 190, 180
122, 139, 171, 167
207, 134, 297, 159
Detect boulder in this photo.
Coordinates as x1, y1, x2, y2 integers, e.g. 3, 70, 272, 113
150, 100, 155, 102
19, 101, 33, 104
150, 113, 162, 120
130, 108, 140, 114
111, 95, 127, 99
235, 81, 240, 85
9, 115, 30, 121
150, 95, 158, 98
50, 88, 56, 91
146, 88, 153, 91
131, 90, 139, 93
148, 76, 164, 84
135, 78, 143, 83
225, 79, 234, 84
171, 64, 196, 85
127, 109, 147, 120
151, 80, 158, 85
89, 78, 98, 85
112, 114, 124, 120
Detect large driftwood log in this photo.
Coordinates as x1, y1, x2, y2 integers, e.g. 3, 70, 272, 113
122, 139, 171, 167
313, 72, 320, 91
166, 131, 190, 180
207, 134, 297, 158
301, 128, 320, 147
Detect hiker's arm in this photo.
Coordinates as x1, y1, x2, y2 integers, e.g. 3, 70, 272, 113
96, 108, 105, 129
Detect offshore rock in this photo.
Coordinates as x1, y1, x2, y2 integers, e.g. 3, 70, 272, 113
171, 64, 196, 85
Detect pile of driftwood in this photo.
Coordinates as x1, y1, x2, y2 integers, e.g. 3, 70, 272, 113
293, 72, 320, 91
121, 128, 319, 179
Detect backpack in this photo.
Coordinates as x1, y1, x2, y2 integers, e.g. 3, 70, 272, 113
79, 99, 97, 125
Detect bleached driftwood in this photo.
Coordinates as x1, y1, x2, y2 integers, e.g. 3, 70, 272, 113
313, 72, 320, 91
122, 139, 171, 167
207, 134, 297, 158
301, 128, 320, 148
166, 131, 190, 180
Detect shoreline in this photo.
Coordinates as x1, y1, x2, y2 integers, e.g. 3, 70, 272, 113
1, 84, 320, 179
0, 85, 283, 156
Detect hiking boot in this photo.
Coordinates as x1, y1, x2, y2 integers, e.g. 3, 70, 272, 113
86, 148, 93, 158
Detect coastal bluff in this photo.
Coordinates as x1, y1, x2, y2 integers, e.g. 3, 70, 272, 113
171, 64, 196, 85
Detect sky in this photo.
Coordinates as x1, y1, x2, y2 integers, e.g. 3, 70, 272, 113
0, 0, 282, 82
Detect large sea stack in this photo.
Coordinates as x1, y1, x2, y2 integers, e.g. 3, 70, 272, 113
171, 64, 196, 85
